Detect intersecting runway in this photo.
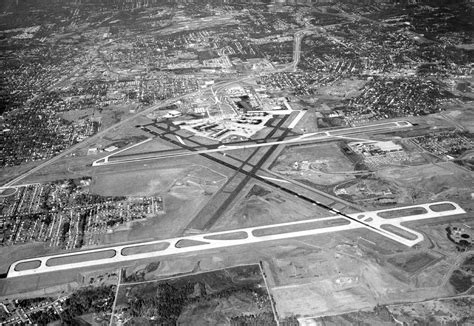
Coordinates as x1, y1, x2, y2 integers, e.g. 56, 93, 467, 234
92, 121, 412, 166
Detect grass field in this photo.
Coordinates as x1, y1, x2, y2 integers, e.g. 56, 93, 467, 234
377, 207, 428, 219
0, 187, 16, 197
380, 224, 418, 241
209, 182, 330, 232
252, 218, 350, 237
121, 242, 170, 256
377, 163, 474, 210
113, 137, 178, 156
93, 165, 227, 244
203, 231, 248, 241
90, 166, 186, 196
13, 260, 41, 272
46, 250, 116, 267
387, 252, 440, 275
271, 141, 356, 186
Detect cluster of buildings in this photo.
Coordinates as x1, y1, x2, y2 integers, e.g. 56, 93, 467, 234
343, 77, 446, 125
348, 140, 410, 170
0, 298, 65, 325
412, 131, 474, 160
166, 84, 294, 141
0, 179, 164, 249
0, 281, 115, 325
1, 94, 100, 168
259, 71, 343, 95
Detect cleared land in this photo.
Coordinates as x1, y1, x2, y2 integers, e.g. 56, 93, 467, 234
209, 183, 331, 232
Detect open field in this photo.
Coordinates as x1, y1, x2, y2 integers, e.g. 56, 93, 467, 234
315, 78, 366, 98
387, 251, 442, 275
311, 296, 474, 325
377, 162, 474, 210
121, 242, 170, 256
271, 141, 356, 186
0, 243, 60, 276
203, 232, 248, 241
380, 224, 418, 241
112, 137, 178, 157
46, 250, 116, 267
378, 207, 428, 219
209, 182, 331, 231
13, 260, 42, 272
90, 166, 186, 197
252, 218, 350, 237
0, 187, 16, 196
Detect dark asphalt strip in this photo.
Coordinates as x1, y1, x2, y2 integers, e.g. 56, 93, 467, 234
146, 119, 393, 237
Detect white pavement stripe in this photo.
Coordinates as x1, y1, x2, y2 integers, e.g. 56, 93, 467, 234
260, 176, 290, 183
288, 110, 306, 129
7, 201, 465, 278
176, 136, 185, 145
92, 121, 412, 166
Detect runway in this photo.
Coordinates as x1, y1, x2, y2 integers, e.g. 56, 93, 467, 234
92, 121, 411, 166
7, 201, 465, 278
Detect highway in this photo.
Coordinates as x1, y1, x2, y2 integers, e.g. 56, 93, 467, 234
7, 201, 465, 278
